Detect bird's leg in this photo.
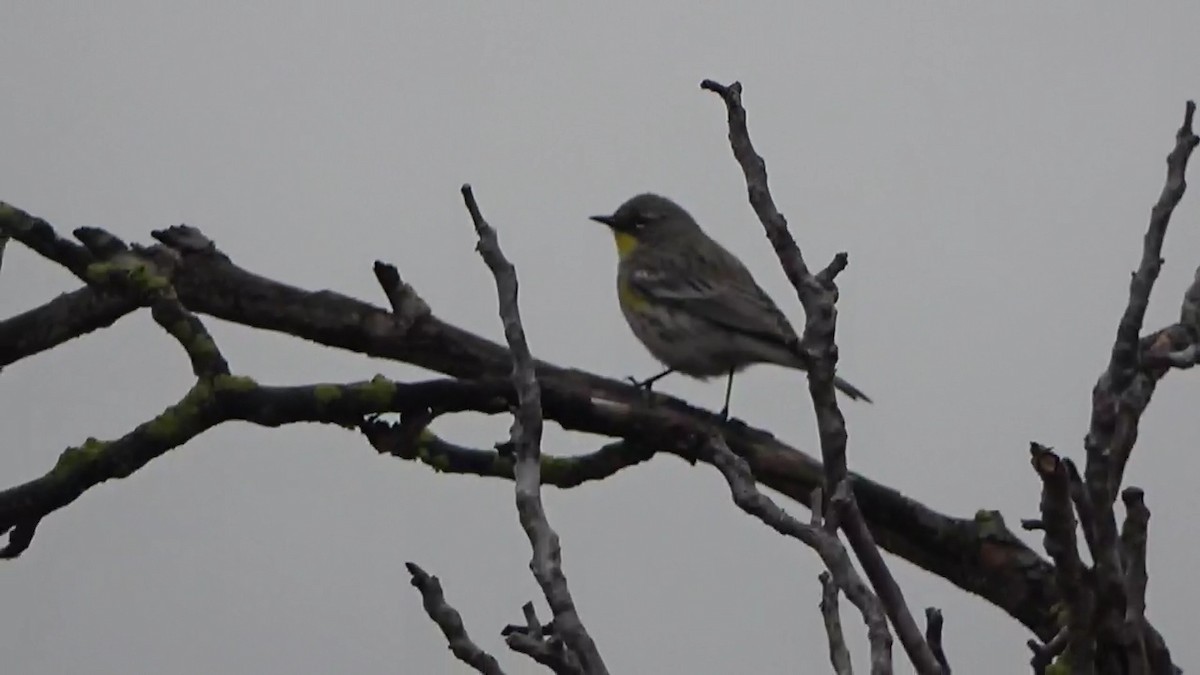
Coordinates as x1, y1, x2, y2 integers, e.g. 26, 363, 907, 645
718, 368, 735, 421
628, 365, 676, 401
626, 367, 674, 391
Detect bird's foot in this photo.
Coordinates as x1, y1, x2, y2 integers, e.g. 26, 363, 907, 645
625, 375, 658, 404
626, 375, 657, 390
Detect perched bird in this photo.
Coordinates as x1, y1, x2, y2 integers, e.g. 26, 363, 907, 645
589, 193, 870, 418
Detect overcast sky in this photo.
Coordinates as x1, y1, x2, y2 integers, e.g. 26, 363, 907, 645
3, 4, 1199, 674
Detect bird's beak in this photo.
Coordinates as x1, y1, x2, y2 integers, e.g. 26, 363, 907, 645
589, 214, 616, 228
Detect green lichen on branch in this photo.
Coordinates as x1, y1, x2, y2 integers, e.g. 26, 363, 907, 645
422, 443, 449, 472
351, 374, 396, 409
143, 382, 214, 442
85, 259, 170, 294
313, 384, 343, 407
213, 374, 257, 392
190, 334, 219, 361
539, 454, 572, 483
973, 509, 1009, 536
164, 317, 218, 362
52, 437, 111, 475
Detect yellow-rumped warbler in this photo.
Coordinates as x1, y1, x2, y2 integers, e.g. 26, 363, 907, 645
589, 193, 870, 418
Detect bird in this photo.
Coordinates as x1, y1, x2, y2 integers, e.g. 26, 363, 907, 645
588, 193, 870, 419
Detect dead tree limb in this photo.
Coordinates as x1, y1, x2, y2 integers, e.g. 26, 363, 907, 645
702, 78, 943, 675
462, 185, 608, 675
0, 201, 1062, 644
405, 562, 507, 675
819, 572, 855, 675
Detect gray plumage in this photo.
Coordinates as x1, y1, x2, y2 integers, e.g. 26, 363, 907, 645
591, 193, 871, 405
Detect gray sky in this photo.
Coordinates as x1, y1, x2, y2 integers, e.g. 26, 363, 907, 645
2, 4, 1199, 673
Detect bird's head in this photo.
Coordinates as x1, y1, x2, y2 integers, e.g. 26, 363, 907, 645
590, 193, 698, 255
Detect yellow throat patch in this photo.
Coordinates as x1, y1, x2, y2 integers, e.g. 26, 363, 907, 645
612, 231, 639, 258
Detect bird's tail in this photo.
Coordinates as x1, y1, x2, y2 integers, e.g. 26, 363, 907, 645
833, 375, 872, 403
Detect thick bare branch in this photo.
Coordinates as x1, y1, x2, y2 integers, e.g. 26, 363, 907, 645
0, 200, 1074, 643
77, 233, 229, 378
819, 572, 855, 675
0, 287, 134, 369
702, 78, 939, 675
1029, 443, 1094, 672
405, 562, 507, 675
1119, 487, 1150, 674
462, 184, 607, 675
0, 202, 95, 276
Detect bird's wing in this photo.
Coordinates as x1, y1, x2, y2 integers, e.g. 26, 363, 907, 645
628, 241, 800, 349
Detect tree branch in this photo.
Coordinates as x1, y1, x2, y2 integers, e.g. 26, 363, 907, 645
0, 376, 518, 555
1119, 487, 1151, 674
701, 433, 892, 674
502, 603, 582, 675
462, 184, 608, 675
0, 286, 135, 369
361, 420, 658, 487
702, 78, 941, 675
1027, 627, 1069, 675
74, 227, 229, 379
0, 202, 95, 276
1073, 100, 1196, 672
0, 200, 1079, 643
924, 608, 950, 674
372, 260, 434, 332
405, 562, 507, 675
819, 571, 855, 675
1029, 443, 1094, 671
1106, 101, 1198, 392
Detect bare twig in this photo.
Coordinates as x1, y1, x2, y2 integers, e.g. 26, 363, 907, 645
924, 608, 950, 674
0, 286, 134, 367
372, 261, 433, 332
502, 603, 582, 675
405, 562, 506, 675
461, 184, 607, 675
819, 572, 855, 675
809, 487, 825, 528
701, 434, 892, 674
1027, 627, 1069, 675
506, 633, 581, 675
702, 78, 939, 675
